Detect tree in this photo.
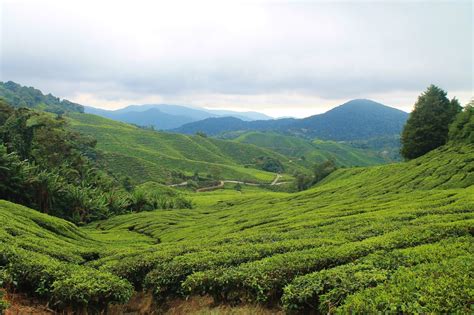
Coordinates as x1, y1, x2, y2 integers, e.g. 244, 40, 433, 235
313, 159, 337, 183
295, 173, 313, 191
401, 85, 462, 160
256, 156, 284, 173
0, 98, 14, 127
448, 100, 473, 143
235, 182, 242, 192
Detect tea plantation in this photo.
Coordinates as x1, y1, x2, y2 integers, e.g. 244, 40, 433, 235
1, 143, 472, 313
66, 113, 389, 185
66, 113, 303, 184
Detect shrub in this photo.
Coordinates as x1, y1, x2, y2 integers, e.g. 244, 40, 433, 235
339, 256, 473, 313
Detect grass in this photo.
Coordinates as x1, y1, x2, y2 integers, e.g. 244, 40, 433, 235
0, 143, 472, 313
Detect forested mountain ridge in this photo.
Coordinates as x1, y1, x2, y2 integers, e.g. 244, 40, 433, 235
0, 81, 84, 113
174, 99, 408, 141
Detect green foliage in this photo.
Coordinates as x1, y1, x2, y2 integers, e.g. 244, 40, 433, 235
234, 183, 242, 191
295, 173, 313, 191
0, 81, 83, 114
294, 159, 337, 191
0, 99, 14, 128
0, 244, 133, 312
401, 85, 462, 160
130, 183, 193, 211
195, 131, 207, 138
0, 290, 8, 312
254, 156, 284, 173
340, 256, 473, 313
449, 101, 474, 144
313, 159, 337, 183
281, 237, 473, 313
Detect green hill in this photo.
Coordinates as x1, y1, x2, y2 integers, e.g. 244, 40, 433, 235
233, 131, 389, 166
1, 142, 472, 313
66, 113, 306, 184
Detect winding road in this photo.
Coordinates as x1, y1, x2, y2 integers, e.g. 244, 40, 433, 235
169, 173, 287, 192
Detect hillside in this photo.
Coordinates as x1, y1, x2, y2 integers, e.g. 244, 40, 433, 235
0, 81, 83, 113
174, 99, 408, 141
233, 131, 389, 166
1, 143, 472, 313
85, 104, 272, 130
66, 113, 303, 184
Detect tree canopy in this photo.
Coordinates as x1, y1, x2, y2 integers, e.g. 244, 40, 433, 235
401, 85, 461, 160
449, 101, 473, 144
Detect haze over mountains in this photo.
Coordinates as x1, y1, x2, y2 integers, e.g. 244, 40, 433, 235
85, 104, 273, 130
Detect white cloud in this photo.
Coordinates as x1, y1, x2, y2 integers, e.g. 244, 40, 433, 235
1, 0, 472, 117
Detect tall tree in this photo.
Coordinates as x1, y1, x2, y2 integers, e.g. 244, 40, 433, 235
401, 85, 461, 160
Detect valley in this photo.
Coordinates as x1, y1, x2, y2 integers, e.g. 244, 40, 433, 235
0, 82, 472, 314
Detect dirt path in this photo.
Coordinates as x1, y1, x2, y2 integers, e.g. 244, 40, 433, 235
271, 174, 282, 185
169, 173, 288, 192
169, 181, 188, 187
196, 181, 225, 192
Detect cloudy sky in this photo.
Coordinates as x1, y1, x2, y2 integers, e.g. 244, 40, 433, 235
1, 0, 472, 117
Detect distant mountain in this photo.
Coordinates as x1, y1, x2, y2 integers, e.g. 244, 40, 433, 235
207, 109, 272, 121
84, 104, 273, 130
174, 99, 409, 141
290, 99, 409, 140
85, 106, 197, 130
0, 81, 83, 113
173, 116, 296, 136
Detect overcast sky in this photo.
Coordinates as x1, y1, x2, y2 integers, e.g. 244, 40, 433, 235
1, 0, 472, 117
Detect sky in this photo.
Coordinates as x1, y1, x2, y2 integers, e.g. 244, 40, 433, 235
1, 0, 472, 118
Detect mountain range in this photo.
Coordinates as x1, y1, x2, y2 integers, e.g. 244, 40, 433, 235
173, 99, 409, 141
84, 104, 273, 130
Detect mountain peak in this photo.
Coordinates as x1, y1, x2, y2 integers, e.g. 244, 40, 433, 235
331, 99, 407, 114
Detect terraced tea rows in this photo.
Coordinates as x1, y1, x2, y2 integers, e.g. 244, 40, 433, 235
0, 144, 473, 313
